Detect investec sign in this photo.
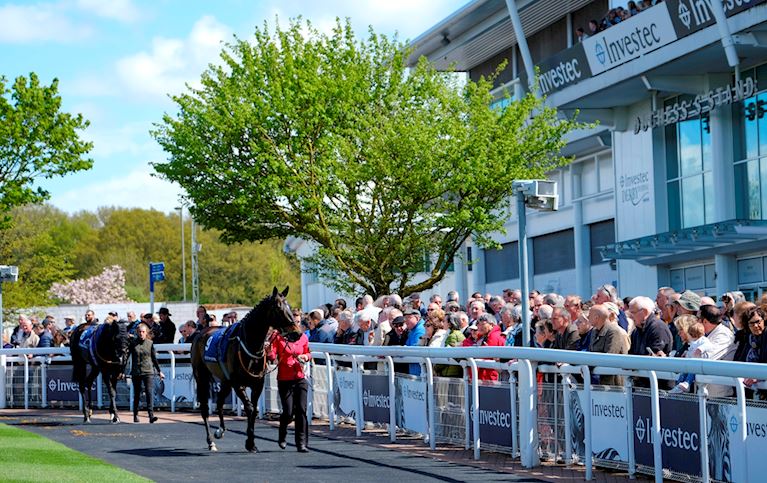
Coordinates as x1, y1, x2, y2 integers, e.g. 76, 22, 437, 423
667, 0, 767, 37
583, 3, 678, 76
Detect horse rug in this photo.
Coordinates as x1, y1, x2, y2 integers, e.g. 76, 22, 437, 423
203, 323, 239, 364
78, 324, 105, 366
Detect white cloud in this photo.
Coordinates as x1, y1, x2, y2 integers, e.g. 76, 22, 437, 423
50, 166, 183, 213
115, 15, 231, 100
75, 0, 141, 23
0, 2, 92, 43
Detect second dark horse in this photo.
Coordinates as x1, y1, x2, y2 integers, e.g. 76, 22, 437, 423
191, 286, 294, 452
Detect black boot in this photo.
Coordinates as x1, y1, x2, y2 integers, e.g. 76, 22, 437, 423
149, 413, 158, 424
133, 414, 139, 423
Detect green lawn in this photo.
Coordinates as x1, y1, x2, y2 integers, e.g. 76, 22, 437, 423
0, 423, 151, 483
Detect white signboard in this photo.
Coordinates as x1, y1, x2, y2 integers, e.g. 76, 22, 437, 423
396, 377, 428, 434
570, 390, 629, 462
333, 369, 358, 420
583, 3, 678, 75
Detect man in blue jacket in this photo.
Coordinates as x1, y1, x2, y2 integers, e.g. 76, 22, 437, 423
404, 308, 425, 375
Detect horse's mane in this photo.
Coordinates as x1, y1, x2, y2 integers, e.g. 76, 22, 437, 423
239, 294, 274, 327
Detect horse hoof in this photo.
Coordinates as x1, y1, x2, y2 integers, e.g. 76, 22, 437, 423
214, 428, 224, 439
111, 417, 120, 424
245, 441, 258, 453
84, 418, 91, 424
209, 443, 218, 452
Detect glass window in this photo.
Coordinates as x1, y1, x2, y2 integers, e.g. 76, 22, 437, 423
738, 257, 764, 284
485, 242, 519, 283
681, 176, 704, 227
679, 118, 702, 176
533, 229, 575, 275
670, 269, 685, 292
666, 96, 713, 229
748, 159, 761, 219
589, 220, 614, 266
704, 264, 716, 289
581, 159, 597, 196
598, 153, 614, 191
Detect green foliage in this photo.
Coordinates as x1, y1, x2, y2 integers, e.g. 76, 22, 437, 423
152, 18, 581, 297
0, 73, 93, 228
0, 205, 301, 310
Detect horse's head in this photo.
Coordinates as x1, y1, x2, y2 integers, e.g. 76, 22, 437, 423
109, 319, 131, 369
267, 286, 294, 334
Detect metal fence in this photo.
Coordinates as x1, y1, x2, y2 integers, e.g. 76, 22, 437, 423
4, 343, 767, 483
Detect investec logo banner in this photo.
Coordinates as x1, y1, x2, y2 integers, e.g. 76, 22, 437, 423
535, 45, 592, 96
667, 0, 767, 37
584, 3, 678, 75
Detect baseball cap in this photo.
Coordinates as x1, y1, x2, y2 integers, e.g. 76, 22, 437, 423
391, 316, 405, 327
676, 290, 701, 312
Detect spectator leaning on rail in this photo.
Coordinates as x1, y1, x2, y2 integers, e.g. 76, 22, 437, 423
735, 306, 767, 396
308, 309, 334, 343
699, 304, 737, 397
588, 304, 629, 386
629, 296, 672, 357
404, 308, 426, 376
475, 313, 505, 381
551, 306, 580, 351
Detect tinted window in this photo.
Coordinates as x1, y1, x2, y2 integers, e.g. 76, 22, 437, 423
589, 220, 615, 266
533, 229, 574, 275
484, 241, 519, 283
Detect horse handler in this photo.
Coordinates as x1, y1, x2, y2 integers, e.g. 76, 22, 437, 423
266, 323, 312, 452
130, 323, 164, 423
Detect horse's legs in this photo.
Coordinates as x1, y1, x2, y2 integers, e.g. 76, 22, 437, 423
196, 370, 216, 451
233, 384, 257, 453
83, 367, 98, 423
107, 371, 120, 423
214, 381, 230, 440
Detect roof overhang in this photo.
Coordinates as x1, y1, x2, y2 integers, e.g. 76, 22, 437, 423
599, 220, 767, 266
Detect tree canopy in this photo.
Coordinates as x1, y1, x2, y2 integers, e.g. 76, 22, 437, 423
0, 74, 92, 228
152, 19, 580, 297
0, 205, 301, 310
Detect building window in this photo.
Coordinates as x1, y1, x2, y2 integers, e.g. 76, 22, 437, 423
734, 65, 767, 220
665, 95, 713, 230
484, 241, 519, 283
669, 263, 716, 293
589, 219, 615, 265
533, 229, 575, 275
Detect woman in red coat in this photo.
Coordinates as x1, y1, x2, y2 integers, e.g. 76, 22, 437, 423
266, 323, 312, 452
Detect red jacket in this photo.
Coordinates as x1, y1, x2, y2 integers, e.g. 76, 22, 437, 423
267, 332, 312, 381
478, 325, 506, 381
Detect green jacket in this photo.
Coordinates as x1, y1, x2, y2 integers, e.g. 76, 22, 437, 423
130, 338, 161, 377
437, 330, 466, 377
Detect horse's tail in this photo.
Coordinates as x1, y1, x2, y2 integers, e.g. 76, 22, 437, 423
69, 324, 86, 384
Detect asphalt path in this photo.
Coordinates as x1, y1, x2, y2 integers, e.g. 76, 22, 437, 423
2, 412, 543, 483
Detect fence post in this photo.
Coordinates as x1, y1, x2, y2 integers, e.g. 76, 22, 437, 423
0, 354, 6, 409
518, 358, 538, 468
581, 365, 592, 481
96, 373, 103, 409
624, 376, 636, 479
563, 374, 573, 465
386, 356, 396, 442
698, 384, 709, 483
509, 370, 518, 458
463, 365, 471, 450
325, 353, 334, 431
425, 357, 435, 450
468, 358, 480, 460
23, 356, 28, 410
41, 361, 47, 409
735, 378, 748, 481
648, 371, 663, 483
352, 355, 363, 437
169, 351, 176, 413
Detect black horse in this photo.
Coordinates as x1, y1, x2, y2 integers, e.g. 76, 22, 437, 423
70, 320, 130, 423
191, 287, 294, 452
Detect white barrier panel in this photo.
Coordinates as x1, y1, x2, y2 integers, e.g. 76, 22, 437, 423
569, 390, 630, 463
396, 376, 427, 434
162, 365, 195, 404
334, 369, 357, 420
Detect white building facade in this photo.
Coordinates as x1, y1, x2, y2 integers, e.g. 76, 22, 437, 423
288, 0, 767, 310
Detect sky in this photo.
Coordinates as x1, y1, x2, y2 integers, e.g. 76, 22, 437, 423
0, 0, 468, 214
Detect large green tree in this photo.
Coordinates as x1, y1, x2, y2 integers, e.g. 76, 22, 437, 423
0, 74, 92, 228
153, 19, 579, 297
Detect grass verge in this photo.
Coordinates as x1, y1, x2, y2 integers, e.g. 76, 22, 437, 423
0, 423, 151, 483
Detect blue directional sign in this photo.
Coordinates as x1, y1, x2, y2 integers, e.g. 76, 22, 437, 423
149, 262, 165, 291
150, 271, 165, 282
149, 262, 165, 274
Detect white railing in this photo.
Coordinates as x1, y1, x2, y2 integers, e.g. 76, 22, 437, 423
3, 343, 767, 483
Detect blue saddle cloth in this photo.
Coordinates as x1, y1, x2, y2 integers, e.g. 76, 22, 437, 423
78, 324, 104, 365
203, 323, 238, 363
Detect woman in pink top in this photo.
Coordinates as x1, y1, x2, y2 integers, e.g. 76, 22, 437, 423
267, 323, 312, 452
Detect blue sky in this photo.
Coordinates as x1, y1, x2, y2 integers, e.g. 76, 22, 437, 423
0, 0, 466, 213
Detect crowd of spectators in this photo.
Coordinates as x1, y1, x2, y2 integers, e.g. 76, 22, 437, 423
576, 1, 664, 42
297, 285, 767, 395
